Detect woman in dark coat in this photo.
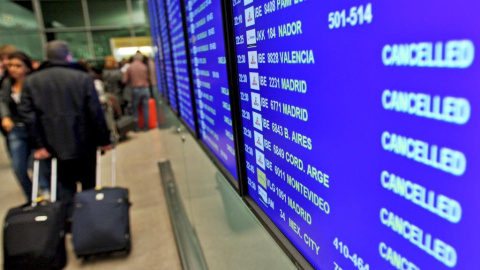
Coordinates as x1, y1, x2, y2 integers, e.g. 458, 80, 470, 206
0, 52, 49, 201
103, 56, 123, 103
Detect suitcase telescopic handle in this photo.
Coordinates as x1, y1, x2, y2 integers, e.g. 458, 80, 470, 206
96, 148, 117, 189
32, 158, 57, 207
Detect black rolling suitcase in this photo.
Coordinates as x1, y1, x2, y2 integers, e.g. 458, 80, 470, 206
3, 159, 67, 270
72, 149, 131, 257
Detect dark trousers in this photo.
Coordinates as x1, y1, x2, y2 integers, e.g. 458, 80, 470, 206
57, 153, 96, 217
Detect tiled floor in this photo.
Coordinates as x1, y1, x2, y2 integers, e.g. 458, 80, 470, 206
0, 130, 182, 270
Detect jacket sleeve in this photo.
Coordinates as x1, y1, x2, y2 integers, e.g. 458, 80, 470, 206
18, 78, 46, 149
0, 79, 12, 119
85, 76, 111, 147
122, 67, 129, 84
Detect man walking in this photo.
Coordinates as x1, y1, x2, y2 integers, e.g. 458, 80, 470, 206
18, 40, 111, 213
122, 53, 151, 131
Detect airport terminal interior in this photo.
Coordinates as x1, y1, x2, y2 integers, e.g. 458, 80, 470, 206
0, 105, 297, 269
1, 0, 477, 269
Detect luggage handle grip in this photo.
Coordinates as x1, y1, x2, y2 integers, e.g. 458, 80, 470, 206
96, 148, 116, 189
32, 158, 57, 207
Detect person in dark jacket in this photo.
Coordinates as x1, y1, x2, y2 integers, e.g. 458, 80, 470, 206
18, 40, 112, 214
0, 51, 50, 201
0, 45, 18, 151
103, 55, 123, 99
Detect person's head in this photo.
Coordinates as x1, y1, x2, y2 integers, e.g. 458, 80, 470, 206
31, 59, 41, 70
46, 40, 72, 62
104, 56, 117, 69
0, 45, 17, 63
0, 45, 17, 74
133, 53, 143, 62
7, 51, 32, 81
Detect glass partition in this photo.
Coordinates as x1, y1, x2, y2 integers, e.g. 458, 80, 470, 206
87, 0, 129, 27
0, 0, 43, 60
132, 0, 148, 25
157, 99, 296, 269
0, 32, 43, 61
41, 0, 85, 28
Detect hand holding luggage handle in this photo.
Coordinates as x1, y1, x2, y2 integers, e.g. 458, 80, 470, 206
32, 147, 115, 204
32, 158, 58, 207
95, 147, 116, 189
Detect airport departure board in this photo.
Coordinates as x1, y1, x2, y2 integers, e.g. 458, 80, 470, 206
155, 44, 168, 98
233, 0, 479, 269
157, 0, 178, 112
149, 0, 166, 97
186, 0, 238, 178
166, 0, 196, 130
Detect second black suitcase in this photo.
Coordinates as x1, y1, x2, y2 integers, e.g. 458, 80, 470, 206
3, 159, 67, 270
72, 149, 131, 257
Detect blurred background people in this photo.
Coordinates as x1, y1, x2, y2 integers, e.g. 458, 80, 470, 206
0, 51, 50, 202
0, 45, 18, 150
103, 55, 124, 108
120, 57, 133, 115
122, 53, 150, 131
0, 45, 17, 80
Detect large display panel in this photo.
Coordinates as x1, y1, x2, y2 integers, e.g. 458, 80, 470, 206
185, 0, 238, 178
149, 0, 167, 97
157, 0, 178, 112
166, 0, 196, 130
147, 1, 157, 88
233, 0, 479, 269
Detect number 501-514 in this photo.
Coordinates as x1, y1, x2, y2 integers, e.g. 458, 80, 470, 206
328, 4, 372, 30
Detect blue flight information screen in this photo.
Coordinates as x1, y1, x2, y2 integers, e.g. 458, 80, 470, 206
186, 0, 238, 178
166, 0, 196, 130
233, 0, 479, 269
157, 0, 178, 112
148, 0, 166, 97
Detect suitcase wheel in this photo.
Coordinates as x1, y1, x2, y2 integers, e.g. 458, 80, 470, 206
125, 242, 132, 255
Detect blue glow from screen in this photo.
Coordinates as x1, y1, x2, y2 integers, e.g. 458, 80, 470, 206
185, 0, 238, 178
166, 0, 196, 131
157, 0, 178, 112
233, 0, 479, 269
